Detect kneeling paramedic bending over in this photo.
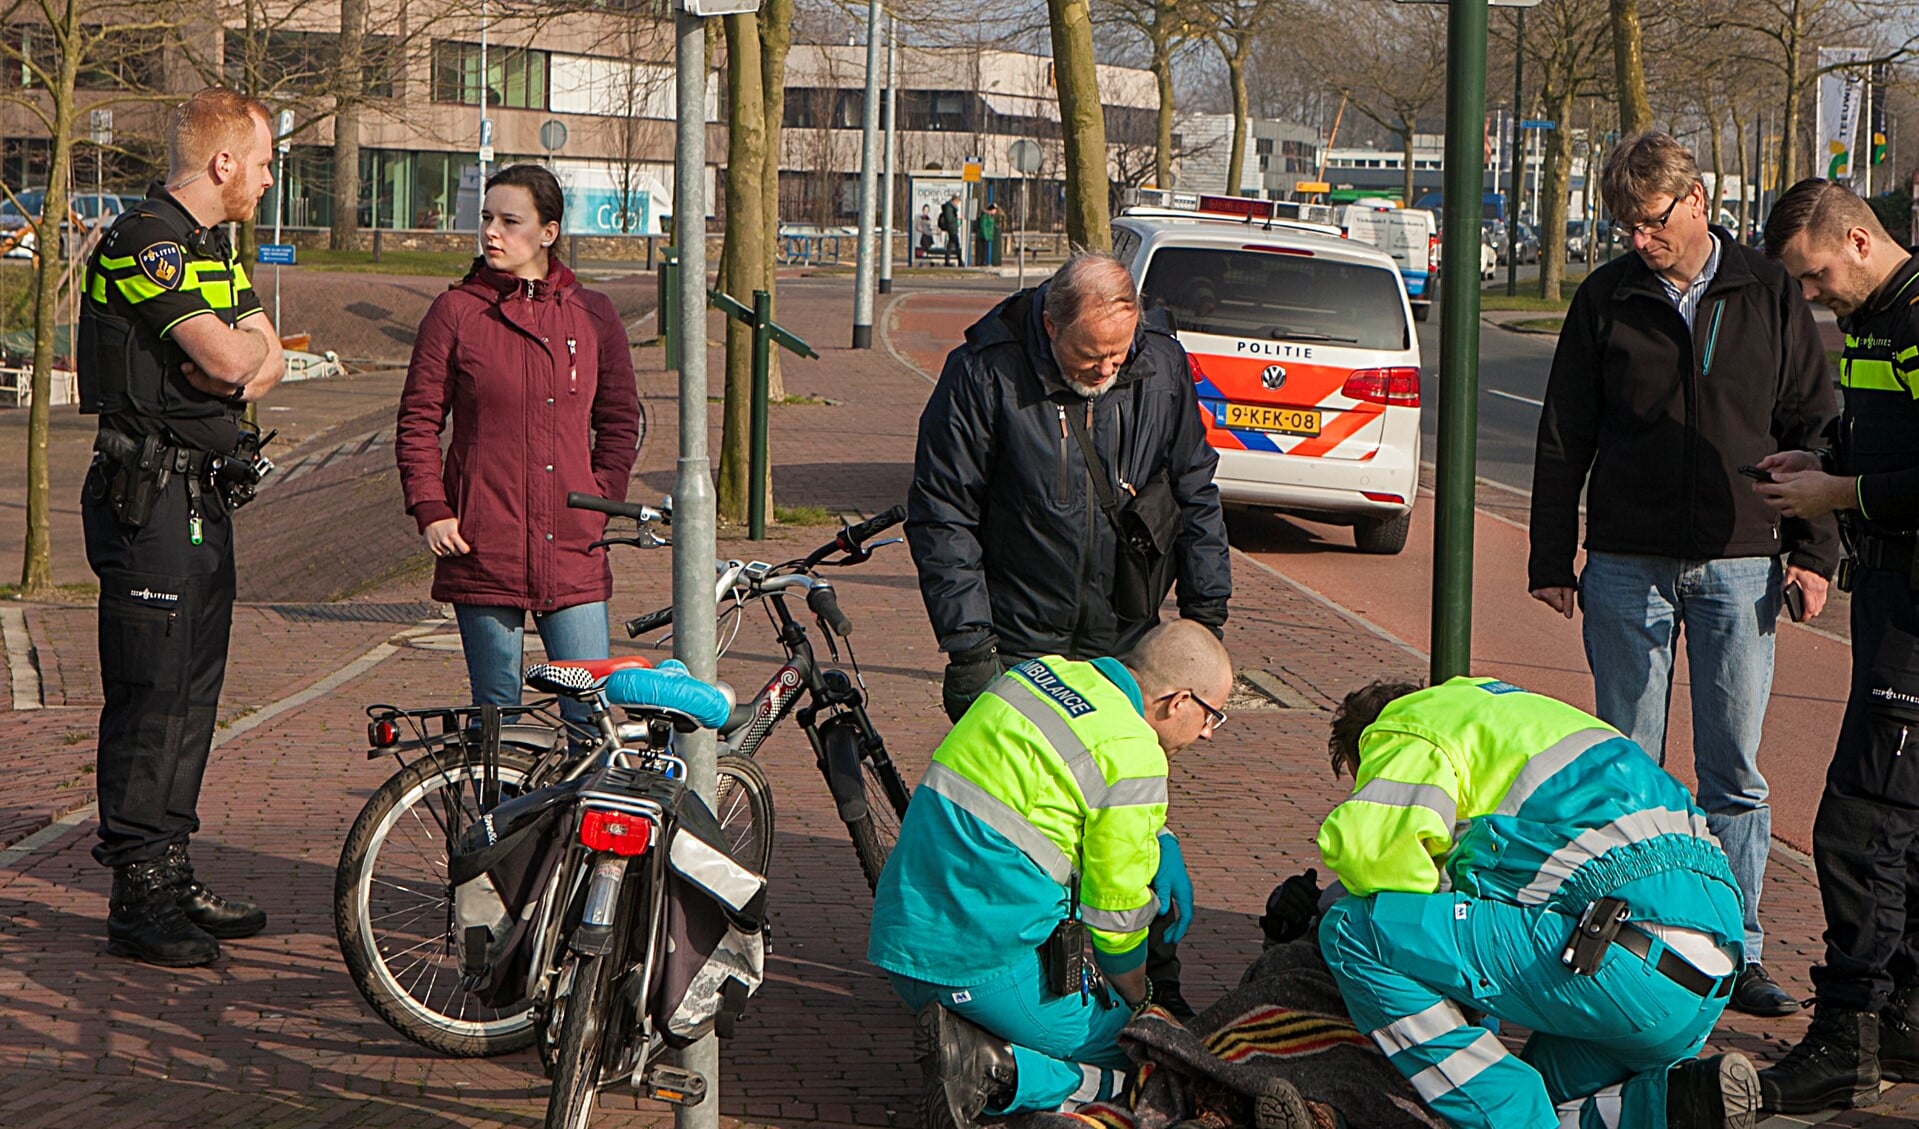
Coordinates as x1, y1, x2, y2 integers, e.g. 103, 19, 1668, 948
867, 621, 1230, 1129
1313, 678, 1761, 1129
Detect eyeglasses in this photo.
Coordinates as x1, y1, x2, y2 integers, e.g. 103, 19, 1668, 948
1159, 690, 1228, 732
1625, 190, 1688, 238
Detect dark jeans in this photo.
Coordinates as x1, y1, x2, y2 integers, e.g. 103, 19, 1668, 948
82, 462, 235, 868
1812, 566, 1919, 1010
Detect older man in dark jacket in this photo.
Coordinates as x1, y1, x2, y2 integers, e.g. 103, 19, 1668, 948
908, 251, 1231, 723
1528, 132, 1840, 1018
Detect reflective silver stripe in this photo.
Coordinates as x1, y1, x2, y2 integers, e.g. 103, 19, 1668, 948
989, 677, 1165, 810
1351, 778, 1458, 831
1408, 1029, 1509, 1104
1369, 1000, 1469, 1057
668, 827, 766, 912
990, 679, 1110, 804
921, 762, 1075, 884
1558, 1084, 1624, 1129
1497, 728, 1616, 816
1080, 900, 1158, 934
1514, 807, 1718, 905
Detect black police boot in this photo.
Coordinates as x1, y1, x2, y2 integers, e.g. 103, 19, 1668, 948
914, 1003, 1017, 1129
107, 860, 220, 967
1757, 1005, 1882, 1114
1666, 1052, 1760, 1129
1729, 962, 1801, 1017
1879, 984, 1919, 1083
160, 842, 266, 939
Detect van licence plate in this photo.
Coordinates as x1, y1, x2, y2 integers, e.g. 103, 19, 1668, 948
1221, 403, 1322, 436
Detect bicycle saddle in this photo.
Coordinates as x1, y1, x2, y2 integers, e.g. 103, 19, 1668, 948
604, 660, 735, 730
521, 656, 654, 698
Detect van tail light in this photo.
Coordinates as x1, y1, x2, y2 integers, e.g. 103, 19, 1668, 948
579, 809, 654, 856
1343, 367, 1421, 407
1363, 492, 1406, 505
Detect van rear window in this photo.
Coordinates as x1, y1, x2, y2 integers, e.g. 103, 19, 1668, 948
1140, 246, 1409, 351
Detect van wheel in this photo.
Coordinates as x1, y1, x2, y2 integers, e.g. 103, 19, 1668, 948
1354, 512, 1411, 555
1411, 303, 1431, 323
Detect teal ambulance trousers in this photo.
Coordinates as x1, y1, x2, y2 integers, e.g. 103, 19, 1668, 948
888, 949, 1132, 1112
1320, 891, 1735, 1129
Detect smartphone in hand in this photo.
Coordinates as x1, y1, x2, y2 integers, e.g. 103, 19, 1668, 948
1738, 464, 1775, 484
1783, 581, 1806, 623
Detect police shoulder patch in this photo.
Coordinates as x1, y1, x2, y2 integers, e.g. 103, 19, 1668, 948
136, 241, 185, 290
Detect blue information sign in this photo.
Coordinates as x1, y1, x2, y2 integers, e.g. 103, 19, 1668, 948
1519, 119, 1557, 131
256, 243, 296, 266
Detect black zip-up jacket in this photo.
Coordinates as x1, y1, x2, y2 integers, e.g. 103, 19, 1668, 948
1834, 252, 1919, 533
907, 285, 1232, 660
1529, 229, 1841, 590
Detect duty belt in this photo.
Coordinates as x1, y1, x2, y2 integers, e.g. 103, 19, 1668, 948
1854, 532, 1917, 574
1613, 926, 1735, 998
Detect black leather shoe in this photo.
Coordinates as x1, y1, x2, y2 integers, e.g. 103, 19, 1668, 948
1667, 1052, 1760, 1129
914, 1003, 1016, 1129
1729, 963, 1801, 1018
161, 842, 267, 940
107, 860, 219, 967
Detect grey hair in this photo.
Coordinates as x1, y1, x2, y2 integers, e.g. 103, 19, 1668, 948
1042, 251, 1143, 328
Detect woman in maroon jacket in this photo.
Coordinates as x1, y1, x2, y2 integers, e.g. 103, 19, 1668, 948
395, 164, 642, 728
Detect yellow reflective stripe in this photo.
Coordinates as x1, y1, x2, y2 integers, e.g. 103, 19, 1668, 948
1080, 901, 1157, 934
96, 252, 135, 270
158, 307, 214, 339
86, 272, 107, 303
1859, 475, 1872, 520
232, 259, 252, 292
1843, 358, 1904, 392
1897, 346, 1919, 364
115, 272, 172, 303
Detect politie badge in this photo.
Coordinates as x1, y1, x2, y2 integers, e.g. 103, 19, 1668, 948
137, 242, 185, 290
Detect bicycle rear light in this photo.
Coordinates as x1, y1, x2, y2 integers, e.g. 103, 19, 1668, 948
367, 719, 400, 747
579, 809, 654, 856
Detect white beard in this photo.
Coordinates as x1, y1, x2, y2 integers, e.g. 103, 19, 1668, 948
1069, 376, 1115, 399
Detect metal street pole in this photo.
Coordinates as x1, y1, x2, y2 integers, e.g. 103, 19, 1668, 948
1506, 8, 1522, 297
1431, 0, 1488, 683
850, 0, 883, 347
476, 0, 489, 256
878, 12, 898, 295
671, 7, 719, 1128
1017, 170, 1026, 290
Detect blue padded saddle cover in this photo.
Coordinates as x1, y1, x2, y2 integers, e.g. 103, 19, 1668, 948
604, 659, 732, 729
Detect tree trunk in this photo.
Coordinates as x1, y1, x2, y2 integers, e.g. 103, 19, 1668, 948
330, 0, 367, 251
1225, 52, 1248, 196
1046, 0, 1110, 250
21, 11, 83, 597
1732, 100, 1751, 240
1152, 23, 1174, 189
758, 0, 791, 402
1782, 44, 1803, 188
1401, 125, 1416, 207
1610, 0, 1652, 135
717, 11, 766, 524
1537, 88, 1575, 303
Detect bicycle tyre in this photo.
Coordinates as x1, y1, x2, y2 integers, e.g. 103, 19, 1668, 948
545, 948, 618, 1129
848, 753, 910, 891
334, 745, 544, 1057
715, 754, 776, 874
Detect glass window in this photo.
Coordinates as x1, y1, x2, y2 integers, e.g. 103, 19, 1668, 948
432, 40, 546, 109
1140, 246, 1409, 351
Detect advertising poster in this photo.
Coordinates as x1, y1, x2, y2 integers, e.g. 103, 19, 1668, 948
1817, 47, 1870, 181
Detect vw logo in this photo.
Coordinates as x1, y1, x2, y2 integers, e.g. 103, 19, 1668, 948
1261, 364, 1287, 390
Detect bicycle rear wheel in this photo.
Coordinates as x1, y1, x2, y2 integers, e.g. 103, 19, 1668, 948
334, 745, 543, 1057
714, 754, 776, 874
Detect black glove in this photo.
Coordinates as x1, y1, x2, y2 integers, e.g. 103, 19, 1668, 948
1259, 868, 1321, 947
941, 640, 1002, 723
1180, 600, 1228, 640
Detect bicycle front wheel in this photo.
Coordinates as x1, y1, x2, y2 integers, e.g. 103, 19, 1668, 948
334, 746, 542, 1057
850, 748, 911, 891
545, 947, 618, 1129
714, 754, 776, 874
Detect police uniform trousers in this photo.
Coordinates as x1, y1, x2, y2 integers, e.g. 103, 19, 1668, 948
82, 460, 235, 868
1811, 564, 1919, 1011
1320, 888, 1738, 1129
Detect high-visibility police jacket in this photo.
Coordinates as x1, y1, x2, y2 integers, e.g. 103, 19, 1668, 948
867, 656, 1168, 986
1834, 252, 1919, 532
1317, 677, 1744, 945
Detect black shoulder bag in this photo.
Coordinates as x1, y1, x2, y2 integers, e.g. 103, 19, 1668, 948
1060, 394, 1182, 626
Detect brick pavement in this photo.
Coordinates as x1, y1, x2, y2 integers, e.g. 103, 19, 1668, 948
2, 273, 1916, 1126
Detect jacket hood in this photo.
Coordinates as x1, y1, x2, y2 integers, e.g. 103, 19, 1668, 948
961, 283, 1166, 398
455, 257, 580, 303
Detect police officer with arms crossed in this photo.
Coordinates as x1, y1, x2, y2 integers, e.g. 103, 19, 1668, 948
1755, 178, 1919, 1113
78, 87, 285, 967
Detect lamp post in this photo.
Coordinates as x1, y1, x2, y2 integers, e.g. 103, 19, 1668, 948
850, 0, 883, 347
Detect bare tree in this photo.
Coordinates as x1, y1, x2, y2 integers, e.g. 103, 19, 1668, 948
1300, 0, 1446, 206
1103, 0, 1210, 189
1047, 0, 1110, 249
718, 9, 766, 522
759, 0, 791, 402
1611, 0, 1654, 134
1520, 0, 1612, 301
1206, 0, 1283, 196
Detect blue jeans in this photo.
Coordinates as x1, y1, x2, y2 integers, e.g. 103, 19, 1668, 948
453, 602, 610, 730
887, 951, 1132, 1113
1579, 551, 1778, 959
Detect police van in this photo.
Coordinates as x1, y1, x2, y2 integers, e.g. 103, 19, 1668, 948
1113, 190, 1421, 554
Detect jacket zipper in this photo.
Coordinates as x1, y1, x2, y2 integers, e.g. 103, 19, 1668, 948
1075, 400, 1097, 653
1055, 403, 1069, 497
567, 337, 578, 394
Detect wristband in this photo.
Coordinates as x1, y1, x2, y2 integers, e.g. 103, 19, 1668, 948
1130, 975, 1156, 1016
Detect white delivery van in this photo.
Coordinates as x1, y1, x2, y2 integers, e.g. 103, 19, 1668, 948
1340, 202, 1436, 322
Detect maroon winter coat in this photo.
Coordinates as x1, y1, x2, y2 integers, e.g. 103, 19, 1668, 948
396, 259, 643, 611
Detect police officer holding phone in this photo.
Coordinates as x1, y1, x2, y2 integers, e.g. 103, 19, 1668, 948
1758, 179, 1919, 1113
78, 88, 285, 967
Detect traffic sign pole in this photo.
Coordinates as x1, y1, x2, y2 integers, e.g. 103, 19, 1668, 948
1507, 8, 1522, 298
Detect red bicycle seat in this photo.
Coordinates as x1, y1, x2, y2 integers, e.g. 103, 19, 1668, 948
541, 656, 653, 678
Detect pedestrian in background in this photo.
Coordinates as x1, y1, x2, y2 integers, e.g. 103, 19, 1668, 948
941, 194, 963, 266
79, 87, 285, 967
1755, 179, 1919, 1114
976, 203, 1002, 267
395, 163, 642, 736
1527, 132, 1840, 1017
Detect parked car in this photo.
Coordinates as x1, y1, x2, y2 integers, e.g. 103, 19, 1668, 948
0, 188, 44, 231
69, 192, 128, 229
1512, 222, 1541, 265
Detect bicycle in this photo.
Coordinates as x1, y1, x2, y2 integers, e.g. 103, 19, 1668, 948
613, 501, 915, 891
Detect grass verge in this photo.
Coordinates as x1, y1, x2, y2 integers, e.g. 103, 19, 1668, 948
289, 248, 477, 276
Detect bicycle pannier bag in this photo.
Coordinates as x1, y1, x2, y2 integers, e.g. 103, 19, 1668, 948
448, 778, 584, 1008
651, 791, 769, 1047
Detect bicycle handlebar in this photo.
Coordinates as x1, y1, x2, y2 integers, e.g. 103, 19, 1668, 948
807, 585, 853, 637
567, 492, 669, 524
626, 606, 674, 638
838, 505, 905, 552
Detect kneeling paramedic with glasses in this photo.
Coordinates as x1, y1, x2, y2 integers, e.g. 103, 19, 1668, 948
1306, 677, 1761, 1129
867, 621, 1230, 1129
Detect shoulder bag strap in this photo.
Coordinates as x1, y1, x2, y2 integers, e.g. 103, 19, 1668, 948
1061, 397, 1127, 531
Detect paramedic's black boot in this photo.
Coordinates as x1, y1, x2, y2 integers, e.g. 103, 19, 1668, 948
1879, 984, 1919, 1082
1758, 1005, 1881, 1113
915, 1003, 1016, 1129
1667, 1052, 1760, 1129
161, 841, 266, 939
107, 860, 220, 967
